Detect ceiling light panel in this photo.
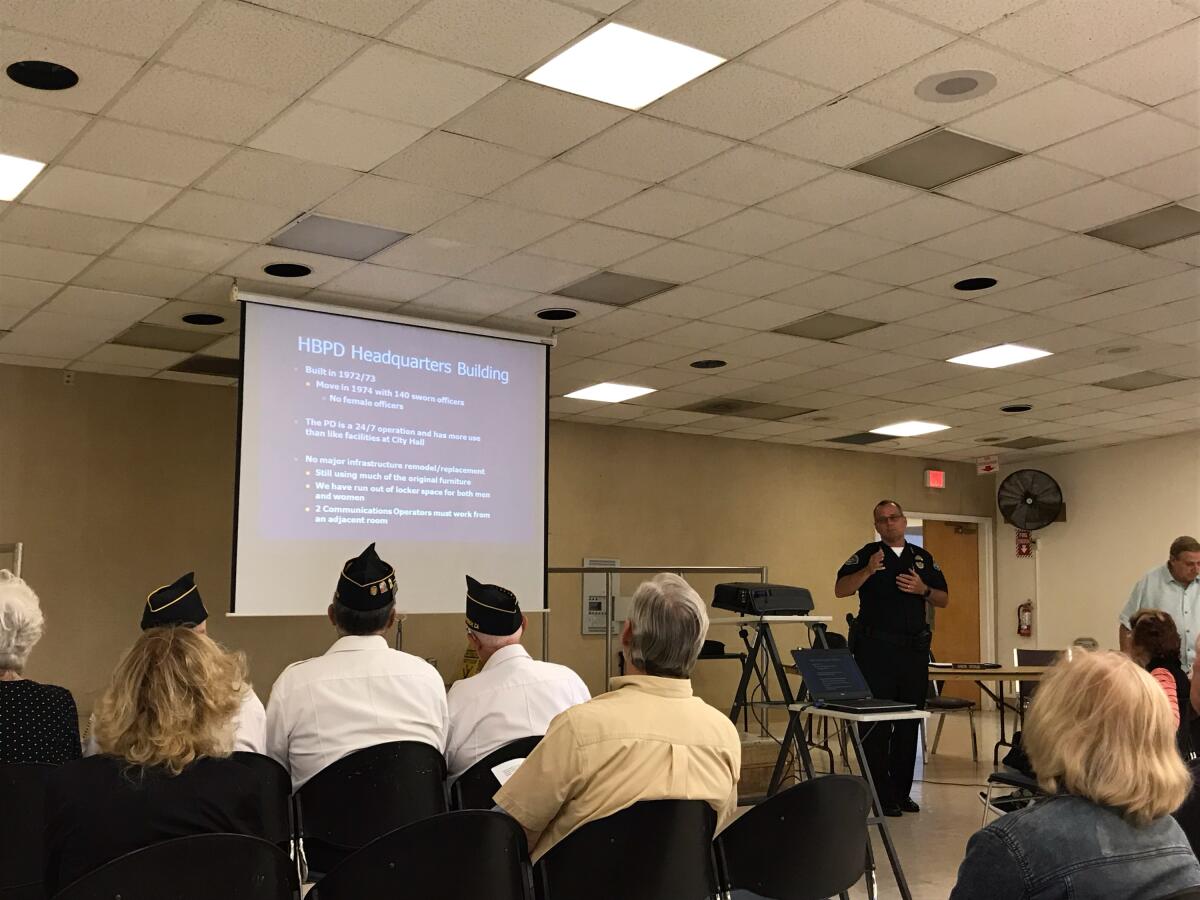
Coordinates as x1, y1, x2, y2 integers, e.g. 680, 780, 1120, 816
1085, 204, 1200, 250
870, 420, 950, 437
853, 130, 1020, 189
526, 23, 725, 111
564, 382, 657, 402
948, 343, 1052, 368
0, 153, 46, 200
269, 215, 409, 261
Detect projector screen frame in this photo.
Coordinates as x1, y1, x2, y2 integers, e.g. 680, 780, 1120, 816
229, 291, 553, 617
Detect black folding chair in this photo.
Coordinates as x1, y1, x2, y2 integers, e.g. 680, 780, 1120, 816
926, 653, 978, 761
1172, 758, 1200, 859
450, 736, 542, 811
294, 741, 447, 876
307, 811, 532, 900
716, 775, 870, 900
230, 752, 294, 853
0, 762, 55, 900
1014, 648, 1061, 722
533, 800, 720, 900
51, 834, 297, 900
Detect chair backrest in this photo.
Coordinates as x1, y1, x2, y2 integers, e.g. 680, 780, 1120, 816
0, 762, 56, 900
295, 741, 447, 874
450, 735, 542, 811
52, 834, 296, 900
230, 752, 294, 851
307, 811, 531, 900
928, 651, 943, 698
533, 800, 719, 900
1172, 759, 1200, 859
1014, 648, 1061, 706
716, 775, 870, 900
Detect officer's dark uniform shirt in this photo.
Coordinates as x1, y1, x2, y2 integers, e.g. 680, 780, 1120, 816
837, 542, 947, 636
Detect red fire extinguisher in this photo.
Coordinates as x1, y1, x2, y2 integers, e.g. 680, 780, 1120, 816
1018, 599, 1033, 638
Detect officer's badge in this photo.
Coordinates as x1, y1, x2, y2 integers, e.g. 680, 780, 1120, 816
915, 558, 925, 569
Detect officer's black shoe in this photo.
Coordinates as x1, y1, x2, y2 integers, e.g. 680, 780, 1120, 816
899, 797, 920, 813
881, 803, 902, 817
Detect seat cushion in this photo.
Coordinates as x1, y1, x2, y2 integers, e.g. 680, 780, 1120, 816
928, 697, 975, 710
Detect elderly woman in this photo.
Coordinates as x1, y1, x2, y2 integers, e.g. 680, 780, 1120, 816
44, 627, 268, 894
1129, 608, 1195, 759
0, 570, 81, 765
951, 650, 1200, 899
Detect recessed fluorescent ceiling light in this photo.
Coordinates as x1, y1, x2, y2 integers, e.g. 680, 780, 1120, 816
870, 421, 950, 437
564, 382, 657, 403
526, 23, 724, 110
948, 343, 1051, 369
0, 153, 45, 200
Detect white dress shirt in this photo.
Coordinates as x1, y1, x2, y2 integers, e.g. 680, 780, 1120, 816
266, 634, 448, 790
83, 687, 266, 757
1121, 564, 1200, 667
445, 644, 590, 779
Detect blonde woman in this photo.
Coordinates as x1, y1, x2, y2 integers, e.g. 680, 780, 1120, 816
951, 651, 1200, 899
44, 628, 268, 894
0, 570, 80, 765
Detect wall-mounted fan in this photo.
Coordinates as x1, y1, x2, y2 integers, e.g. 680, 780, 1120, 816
997, 469, 1063, 530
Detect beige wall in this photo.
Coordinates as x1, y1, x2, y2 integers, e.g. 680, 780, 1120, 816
994, 432, 1200, 664
1, 363, 996, 718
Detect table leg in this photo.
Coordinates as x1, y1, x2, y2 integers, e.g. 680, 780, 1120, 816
766, 710, 815, 796
848, 722, 913, 900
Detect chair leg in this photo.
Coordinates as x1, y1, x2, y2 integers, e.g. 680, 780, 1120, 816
969, 710, 978, 762
931, 713, 946, 755
919, 721, 928, 765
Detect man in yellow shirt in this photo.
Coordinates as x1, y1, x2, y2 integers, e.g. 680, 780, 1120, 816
495, 572, 741, 862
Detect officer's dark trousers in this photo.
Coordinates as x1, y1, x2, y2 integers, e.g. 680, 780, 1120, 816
853, 635, 928, 807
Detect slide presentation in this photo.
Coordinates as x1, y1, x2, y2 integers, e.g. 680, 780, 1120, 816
233, 299, 548, 616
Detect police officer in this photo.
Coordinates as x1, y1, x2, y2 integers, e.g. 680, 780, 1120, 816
835, 500, 948, 816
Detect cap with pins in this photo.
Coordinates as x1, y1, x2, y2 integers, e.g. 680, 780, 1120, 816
465, 575, 521, 636
335, 543, 396, 611
141, 571, 208, 630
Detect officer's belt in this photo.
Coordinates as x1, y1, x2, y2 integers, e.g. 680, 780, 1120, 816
855, 623, 931, 651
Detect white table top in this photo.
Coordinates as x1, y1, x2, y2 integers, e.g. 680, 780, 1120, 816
708, 615, 833, 626
789, 703, 930, 723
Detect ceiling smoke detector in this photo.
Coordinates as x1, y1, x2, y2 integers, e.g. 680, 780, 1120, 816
915, 69, 998, 104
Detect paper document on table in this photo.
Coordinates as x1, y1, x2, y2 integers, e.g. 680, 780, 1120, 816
492, 758, 526, 785
929, 662, 952, 668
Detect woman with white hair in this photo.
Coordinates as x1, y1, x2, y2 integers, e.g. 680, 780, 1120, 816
0, 570, 81, 764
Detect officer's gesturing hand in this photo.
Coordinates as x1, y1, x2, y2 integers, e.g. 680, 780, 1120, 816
868, 548, 885, 573
896, 568, 927, 596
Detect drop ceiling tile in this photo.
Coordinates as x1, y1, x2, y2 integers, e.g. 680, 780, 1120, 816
249, 101, 427, 171
707, 299, 816, 330
312, 43, 503, 127
197, 149, 359, 210
614, 242, 745, 283
82, 344, 191, 370
771, 273, 888, 310
0, 276, 60, 311
1017, 181, 1165, 231
836, 288, 956, 322
1115, 149, 1200, 201
369, 236, 508, 276
0, 207, 134, 255
630, 285, 748, 319
684, 209, 824, 255
385, 0, 595, 76
592, 188, 740, 239
837, 322, 944, 350
921, 216, 1067, 261
448, 82, 627, 158
152, 191, 300, 243
110, 228, 250, 273
74, 259, 203, 297
248, 0, 422, 34
766, 229, 904, 271
221, 246, 357, 287
40, 286, 163, 324
593, 341, 689, 366
154, 370, 238, 386
954, 80, 1142, 152
525, 224, 664, 268
0, 330, 99, 359
163, 1, 363, 96
1157, 93, 1200, 128
1148, 234, 1200, 265
694, 259, 818, 297
761, 171, 919, 225
1040, 112, 1199, 178
903, 333, 990, 359
646, 63, 835, 140
490, 163, 647, 219
747, 0, 954, 92
833, 351, 926, 377
653, 320, 757, 350
300, 290, 397, 312
2, 0, 202, 56
756, 98, 931, 167
908, 264, 1038, 298
500, 294, 614, 327
845, 194, 993, 242
940, 156, 1100, 212
422, 200, 571, 250
879, 0, 1040, 32
316, 176, 472, 232
374, 132, 542, 196
0, 98, 89, 161
991, 234, 1131, 276
615, 0, 835, 57
667, 145, 828, 205
69, 361, 158, 377
854, 39, 1054, 124
0, 243, 94, 282
467, 253, 594, 293
842, 246, 971, 286
903, 299, 1016, 332
959, 313, 1068, 344
562, 117, 734, 183
1095, 297, 1200, 336
0, 28, 143, 113
1075, 21, 1200, 106
977, 0, 1192, 70
22, 168, 179, 223
107, 65, 293, 144
321, 264, 448, 302
1058, 254, 1189, 292
61, 120, 231, 188
576, 308, 683, 340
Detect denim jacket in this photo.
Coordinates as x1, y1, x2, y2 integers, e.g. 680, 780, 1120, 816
950, 795, 1200, 899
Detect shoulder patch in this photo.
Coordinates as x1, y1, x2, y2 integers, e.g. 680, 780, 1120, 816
845, 554, 859, 567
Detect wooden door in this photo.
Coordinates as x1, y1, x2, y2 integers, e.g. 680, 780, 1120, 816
924, 520, 981, 702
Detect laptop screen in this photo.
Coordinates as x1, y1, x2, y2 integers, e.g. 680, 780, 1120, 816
792, 648, 873, 700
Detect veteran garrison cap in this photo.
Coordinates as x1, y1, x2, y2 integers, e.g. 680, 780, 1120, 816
465, 575, 521, 636
335, 543, 396, 611
141, 571, 208, 630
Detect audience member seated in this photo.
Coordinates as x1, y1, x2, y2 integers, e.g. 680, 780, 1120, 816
44, 627, 269, 894
0, 570, 81, 765
445, 575, 589, 779
266, 543, 448, 789
83, 572, 266, 755
950, 650, 1200, 900
495, 573, 741, 862
1129, 608, 1195, 759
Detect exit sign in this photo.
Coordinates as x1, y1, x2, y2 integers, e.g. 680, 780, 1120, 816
924, 469, 946, 489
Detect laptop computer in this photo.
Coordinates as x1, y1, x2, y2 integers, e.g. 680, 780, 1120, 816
791, 648, 917, 714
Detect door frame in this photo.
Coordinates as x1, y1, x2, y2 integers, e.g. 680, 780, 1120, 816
909, 511, 996, 666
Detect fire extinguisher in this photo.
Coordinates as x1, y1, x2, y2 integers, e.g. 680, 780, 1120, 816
1018, 599, 1033, 638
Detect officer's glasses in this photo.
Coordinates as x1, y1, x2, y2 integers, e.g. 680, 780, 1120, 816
875, 514, 904, 524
